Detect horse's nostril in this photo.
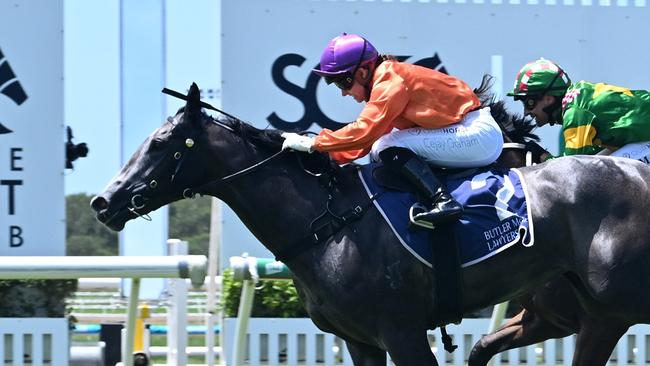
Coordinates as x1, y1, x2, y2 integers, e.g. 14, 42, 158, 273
90, 196, 108, 212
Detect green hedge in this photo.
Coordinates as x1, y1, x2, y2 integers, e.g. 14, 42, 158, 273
221, 269, 307, 318
0, 279, 78, 317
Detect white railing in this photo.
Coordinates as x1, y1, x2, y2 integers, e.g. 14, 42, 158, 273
0, 254, 207, 366
227, 256, 650, 366
223, 317, 650, 366
0, 255, 207, 281
0, 318, 69, 366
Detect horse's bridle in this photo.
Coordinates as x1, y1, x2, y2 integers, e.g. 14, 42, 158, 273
127, 88, 324, 219
129, 88, 370, 258
126, 111, 291, 221
124, 114, 206, 221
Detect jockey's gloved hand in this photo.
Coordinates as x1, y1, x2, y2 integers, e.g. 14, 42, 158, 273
281, 132, 315, 153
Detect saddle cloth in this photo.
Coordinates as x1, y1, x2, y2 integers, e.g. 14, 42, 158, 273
358, 164, 534, 268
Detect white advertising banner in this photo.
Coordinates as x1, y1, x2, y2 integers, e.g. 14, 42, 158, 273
0, 1, 64, 255
221, 0, 650, 264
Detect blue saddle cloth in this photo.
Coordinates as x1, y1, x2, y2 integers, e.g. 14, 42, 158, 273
358, 164, 533, 268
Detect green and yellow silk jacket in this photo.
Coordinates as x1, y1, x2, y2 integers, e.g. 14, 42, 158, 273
559, 81, 650, 156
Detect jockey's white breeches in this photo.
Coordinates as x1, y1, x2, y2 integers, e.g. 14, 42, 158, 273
370, 107, 503, 168
608, 141, 650, 164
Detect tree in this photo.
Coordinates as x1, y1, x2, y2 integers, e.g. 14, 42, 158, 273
66, 193, 118, 255
168, 196, 212, 255
65, 193, 212, 256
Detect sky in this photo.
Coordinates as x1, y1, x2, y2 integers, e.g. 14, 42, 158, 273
62, 0, 224, 292
64, 0, 222, 196
64, 1, 121, 195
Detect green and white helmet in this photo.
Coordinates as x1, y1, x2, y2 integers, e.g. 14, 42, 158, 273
508, 58, 571, 97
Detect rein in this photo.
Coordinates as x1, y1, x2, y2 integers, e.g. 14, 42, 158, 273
161, 88, 374, 262
161, 88, 289, 196
124, 89, 289, 219
191, 150, 287, 194
128, 87, 370, 255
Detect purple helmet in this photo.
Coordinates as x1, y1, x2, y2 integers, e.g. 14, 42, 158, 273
313, 33, 378, 77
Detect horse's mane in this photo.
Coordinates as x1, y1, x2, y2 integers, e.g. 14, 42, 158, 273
175, 105, 285, 151
474, 74, 539, 143
211, 113, 285, 151
203, 111, 338, 172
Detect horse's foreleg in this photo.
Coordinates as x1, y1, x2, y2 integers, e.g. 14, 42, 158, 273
383, 331, 438, 366
344, 339, 387, 366
468, 309, 571, 366
572, 318, 628, 366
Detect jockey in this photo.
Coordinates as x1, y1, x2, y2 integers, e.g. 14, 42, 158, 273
281, 33, 503, 227
508, 58, 650, 161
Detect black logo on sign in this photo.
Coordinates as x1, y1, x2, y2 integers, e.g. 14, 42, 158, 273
267, 53, 447, 131
0, 47, 29, 134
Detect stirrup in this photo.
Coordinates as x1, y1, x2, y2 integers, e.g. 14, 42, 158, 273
409, 203, 436, 230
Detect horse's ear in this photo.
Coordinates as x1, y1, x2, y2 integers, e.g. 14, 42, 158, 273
185, 82, 201, 119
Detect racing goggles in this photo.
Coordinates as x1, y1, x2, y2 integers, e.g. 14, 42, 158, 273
325, 74, 355, 91
515, 95, 542, 110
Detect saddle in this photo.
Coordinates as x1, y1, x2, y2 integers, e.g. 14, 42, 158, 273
372, 164, 478, 228
372, 163, 478, 195
359, 163, 533, 335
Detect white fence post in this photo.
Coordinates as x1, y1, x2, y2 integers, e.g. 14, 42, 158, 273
232, 278, 256, 366
207, 197, 222, 366
487, 302, 509, 366
167, 239, 189, 366
123, 277, 141, 366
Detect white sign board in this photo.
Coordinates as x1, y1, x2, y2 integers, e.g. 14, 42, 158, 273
221, 0, 650, 265
0, 1, 64, 255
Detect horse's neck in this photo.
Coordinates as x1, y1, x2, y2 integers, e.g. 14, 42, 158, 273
207, 157, 333, 256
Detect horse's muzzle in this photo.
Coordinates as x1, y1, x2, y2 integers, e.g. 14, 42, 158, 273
90, 196, 108, 212
90, 195, 128, 231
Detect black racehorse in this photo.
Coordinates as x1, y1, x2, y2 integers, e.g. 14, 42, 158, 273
91, 83, 650, 366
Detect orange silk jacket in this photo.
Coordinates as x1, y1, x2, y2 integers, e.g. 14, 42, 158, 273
313, 60, 480, 164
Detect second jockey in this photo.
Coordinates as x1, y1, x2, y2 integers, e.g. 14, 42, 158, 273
281, 33, 503, 228
509, 58, 650, 161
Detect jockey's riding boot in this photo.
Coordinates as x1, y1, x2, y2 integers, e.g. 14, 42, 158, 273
400, 156, 464, 225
